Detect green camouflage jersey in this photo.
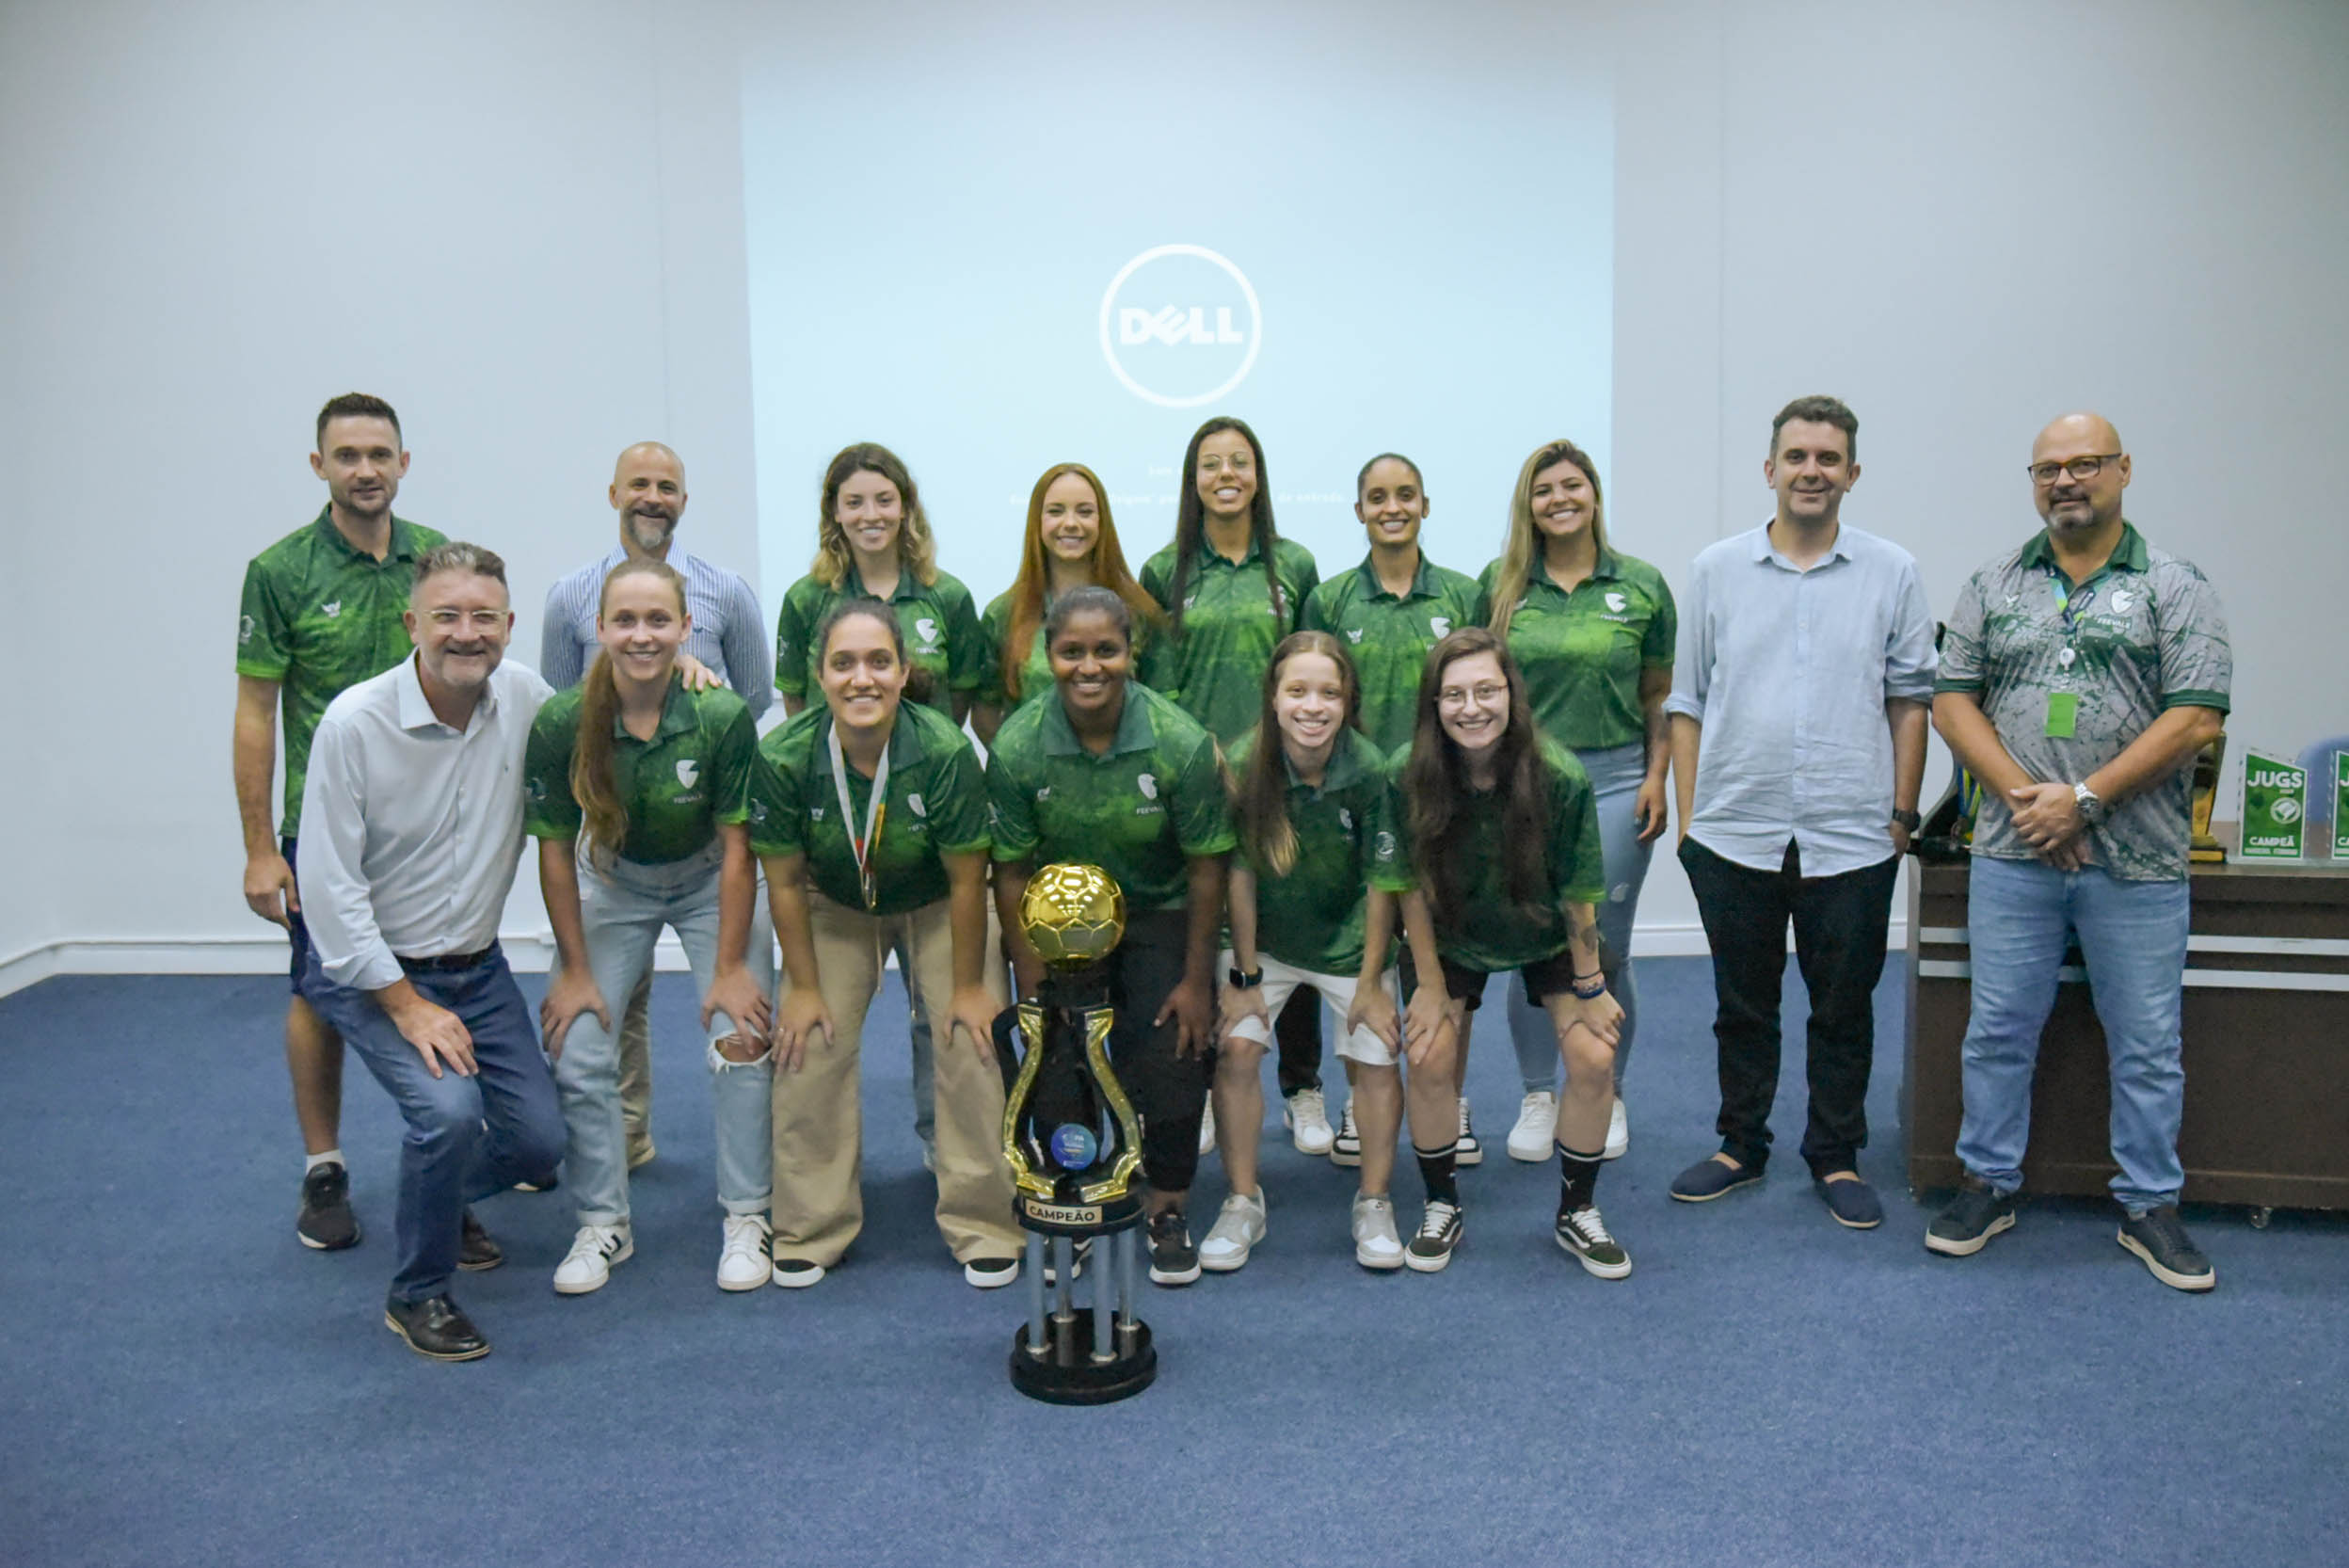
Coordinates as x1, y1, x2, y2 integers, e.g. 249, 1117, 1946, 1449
986, 680, 1236, 912
1937, 522, 2230, 880
1138, 536, 1319, 745
1474, 550, 1676, 750
747, 699, 990, 916
1302, 552, 1479, 754
236, 509, 446, 838
1227, 726, 1414, 974
523, 678, 757, 865
773, 565, 985, 718
977, 588, 1170, 712
1386, 737, 1606, 973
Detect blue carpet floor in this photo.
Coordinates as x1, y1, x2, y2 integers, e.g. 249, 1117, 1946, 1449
1, 959, 2342, 1567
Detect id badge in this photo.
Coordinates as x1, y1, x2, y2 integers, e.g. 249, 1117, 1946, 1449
2044, 691, 2078, 739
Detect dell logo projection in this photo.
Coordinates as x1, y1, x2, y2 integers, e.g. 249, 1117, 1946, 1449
1098, 245, 1262, 409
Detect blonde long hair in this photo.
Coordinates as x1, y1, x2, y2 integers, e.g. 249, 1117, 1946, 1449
809, 442, 939, 590
573, 558, 689, 868
1485, 439, 1607, 641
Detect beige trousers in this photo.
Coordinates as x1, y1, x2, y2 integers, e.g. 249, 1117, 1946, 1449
617, 973, 654, 1158
771, 890, 1018, 1265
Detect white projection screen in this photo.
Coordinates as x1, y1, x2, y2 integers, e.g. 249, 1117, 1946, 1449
742, 1, 1613, 617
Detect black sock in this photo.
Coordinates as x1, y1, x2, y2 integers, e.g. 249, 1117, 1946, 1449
1414, 1143, 1460, 1207
1557, 1143, 1603, 1212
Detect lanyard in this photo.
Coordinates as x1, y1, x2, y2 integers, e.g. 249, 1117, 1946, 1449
826, 722, 890, 911
2048, 569, 2083, 673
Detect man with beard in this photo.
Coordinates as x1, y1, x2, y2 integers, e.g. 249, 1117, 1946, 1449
236, 393, 446, 1253
541, 442, 771, 1169
296, 542, 564, 1359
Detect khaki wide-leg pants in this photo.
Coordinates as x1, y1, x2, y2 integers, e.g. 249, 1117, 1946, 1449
771, 890, 1018, 1266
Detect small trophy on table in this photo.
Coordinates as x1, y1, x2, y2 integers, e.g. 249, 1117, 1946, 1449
999, 863, 1156, 1404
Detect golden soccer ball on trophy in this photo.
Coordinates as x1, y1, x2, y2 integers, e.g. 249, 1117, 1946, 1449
1019, 863, 1127, 970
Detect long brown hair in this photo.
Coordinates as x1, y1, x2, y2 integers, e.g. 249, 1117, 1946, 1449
1232, 632, 1361, 877
574, 558, 689, 868
1486, 439, 1607, 640
809, 442, 939, 590
1000, 462, 1161, 703
1401, 627, 1552, 915
1164, 416, 1286, 640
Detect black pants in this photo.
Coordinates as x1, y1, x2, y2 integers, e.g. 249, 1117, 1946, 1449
1679, 837, 1898, 1176
1107, 909, 1213, 1194
1274, 985, 1322, 1097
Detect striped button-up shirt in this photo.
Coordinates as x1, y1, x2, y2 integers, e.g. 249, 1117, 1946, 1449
540, 543, 772, 718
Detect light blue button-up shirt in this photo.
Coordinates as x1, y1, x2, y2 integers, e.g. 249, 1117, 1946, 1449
1666, 522, 1937, 877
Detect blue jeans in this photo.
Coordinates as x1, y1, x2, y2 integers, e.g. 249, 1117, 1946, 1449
297, 943, 565, 1303
1956, 856, 2191, 1211
555, 843, 775, 1227
1510, 744, 1655, 1093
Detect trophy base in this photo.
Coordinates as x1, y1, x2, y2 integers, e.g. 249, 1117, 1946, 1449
1008, 1313, 1156, 1405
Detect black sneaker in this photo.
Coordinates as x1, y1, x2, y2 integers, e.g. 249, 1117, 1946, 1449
2118, 1205, 2215, 1292
770, 1257, 825, 1288
1925, 1176, 2018, 1256
296, 1162, 360, 1251
457, 1208, 503, 1272
1404, 1199, 1462, 1273
1147, 1208, 1200, 1287
1329, 1101, 1363, 1168
384, 1293, 488, 1362
1554, 1203, 1633, 1279
963, 1256, 1020, 1288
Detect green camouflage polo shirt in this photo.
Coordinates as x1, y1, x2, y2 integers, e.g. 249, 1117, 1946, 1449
985, 680, 1236, 912
1138, 536, 1319, 745
1227, 726, 1414, 974
1302, 552, 1480, 754
523, 678, 757, 865
748, 699, 988, 915
977, 589, 1170, 712
236, 508, 446, 838
1937, 521, 2230, 881
1385, 737, 1606, 973
1473, 550, 1676, 751
773, 566, 985, 718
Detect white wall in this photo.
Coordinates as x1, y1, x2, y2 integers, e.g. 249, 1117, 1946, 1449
4, 0, 2342, 989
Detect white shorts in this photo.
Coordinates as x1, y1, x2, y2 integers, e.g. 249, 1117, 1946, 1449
1221, 952, 1403, 1068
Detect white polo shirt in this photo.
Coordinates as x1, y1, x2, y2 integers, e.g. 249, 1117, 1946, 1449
297, 653, 554, 993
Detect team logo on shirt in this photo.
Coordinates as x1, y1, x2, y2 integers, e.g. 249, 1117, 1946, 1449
914, 616, 941, 652
1136, 773, 1159, 801
239, 614, 255, 645
1430, 616, 1451, 638
908, 792, 927, 818
2109, 589, 2136, 614
1035, 786, 1051, 802
1338, 808, 1354, 833
676, 760, 699, 789
1375, 830, 1397, 859
1605, 592, 1628, 614
1347, 629, 1365, 644
321, 600, 342, 618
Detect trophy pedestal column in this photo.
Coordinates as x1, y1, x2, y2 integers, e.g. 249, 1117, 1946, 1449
1007, 1207, 1156, 1405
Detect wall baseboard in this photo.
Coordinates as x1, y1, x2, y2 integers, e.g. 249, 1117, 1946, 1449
0, 920, 1910, 1001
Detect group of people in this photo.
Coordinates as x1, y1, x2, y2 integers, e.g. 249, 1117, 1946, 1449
235, 390, 2230, 1363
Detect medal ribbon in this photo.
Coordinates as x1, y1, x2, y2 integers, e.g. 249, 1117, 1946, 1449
826, 722, 890, 912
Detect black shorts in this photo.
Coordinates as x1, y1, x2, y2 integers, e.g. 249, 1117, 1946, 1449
1404, 947, 1578, 1013
281, 836, 312, 994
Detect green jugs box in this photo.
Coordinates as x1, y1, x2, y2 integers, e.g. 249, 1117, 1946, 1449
2240, 749, 2308, 860
2336, 752, 2349, 859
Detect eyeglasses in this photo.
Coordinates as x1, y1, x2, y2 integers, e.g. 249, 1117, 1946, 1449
2027, 454, 2121, 486
1438, 681, 1506, 708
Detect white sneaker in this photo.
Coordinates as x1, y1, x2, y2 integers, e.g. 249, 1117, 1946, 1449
716, 1213, 771, 1292
1198, 1100, 1218, 1157
1605, 1096, 1630, 1160
1351, 1194, 1404, 1271
1285, 1088, 1334, 1156
1454, 1097, 1483, 1166
1198, 1191, 1267, 1272
1330, 1100, 1362, 1167
552, 1223, 633, 1295
1507, 1091, 1557, 1161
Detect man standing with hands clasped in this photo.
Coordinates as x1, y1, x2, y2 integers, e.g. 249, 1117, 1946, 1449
1665, 395, 1936, 1230
1926, 413, 2229, 1290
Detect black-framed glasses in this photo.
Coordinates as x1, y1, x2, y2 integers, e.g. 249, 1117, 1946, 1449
2028, 454, 2122, 486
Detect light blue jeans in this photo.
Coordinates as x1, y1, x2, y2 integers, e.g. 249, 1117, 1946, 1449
1955, 855, 2191, 1212
1510, 743, 1654, 1094
555, 841, 775, 1226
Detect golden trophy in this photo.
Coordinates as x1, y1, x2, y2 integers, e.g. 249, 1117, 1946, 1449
2189, 733, 2227, 864
999, 863, 1156, 1404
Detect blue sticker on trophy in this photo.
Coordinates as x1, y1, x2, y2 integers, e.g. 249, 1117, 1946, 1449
1049, 1123, 1098, 1168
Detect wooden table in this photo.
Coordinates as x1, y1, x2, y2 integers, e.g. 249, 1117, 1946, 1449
1903, 826, 2349, 1212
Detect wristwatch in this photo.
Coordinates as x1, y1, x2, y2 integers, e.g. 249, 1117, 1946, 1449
1891, 808, 1923, 833
2072, 780, 2109, 827
1227, 967, 1263, 990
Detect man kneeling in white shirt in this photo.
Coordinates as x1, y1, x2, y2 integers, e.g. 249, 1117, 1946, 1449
296, 541, 563, 1361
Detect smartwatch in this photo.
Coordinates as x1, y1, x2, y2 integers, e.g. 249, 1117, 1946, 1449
1891, 808, 1923, 833
1228, 967, 1263, 990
